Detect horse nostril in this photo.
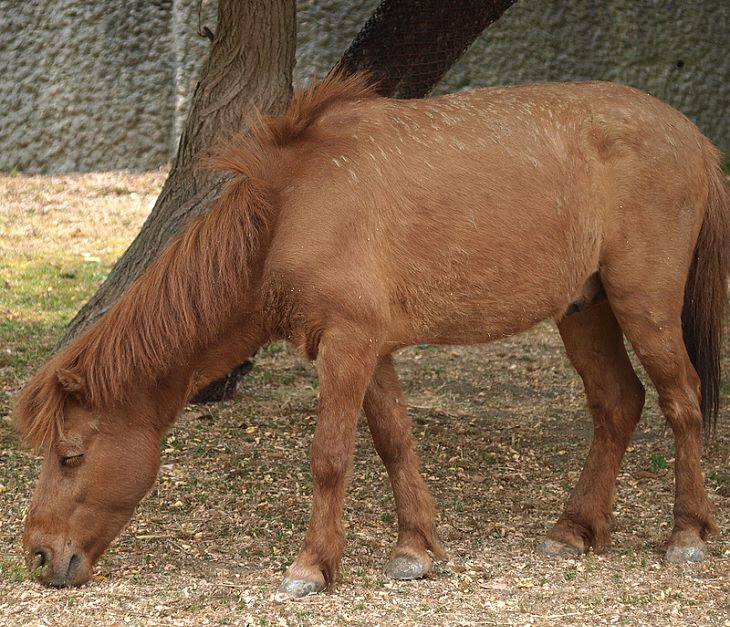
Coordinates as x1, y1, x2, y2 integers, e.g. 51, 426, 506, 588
67, 553, 80, 578
32, 548, 48, 570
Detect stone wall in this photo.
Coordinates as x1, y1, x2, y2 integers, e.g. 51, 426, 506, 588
1, 0, 728, 172
0, 0, 215, 172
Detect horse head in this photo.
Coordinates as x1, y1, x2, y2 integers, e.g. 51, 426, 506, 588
18, 381, 161, 587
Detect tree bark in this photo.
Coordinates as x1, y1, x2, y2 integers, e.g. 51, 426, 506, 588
61, 0, 296, 344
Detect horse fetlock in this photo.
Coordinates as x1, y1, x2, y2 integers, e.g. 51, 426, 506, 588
673, 505, 719, 540
425, 532, 447, 561
398, 522, 444, 556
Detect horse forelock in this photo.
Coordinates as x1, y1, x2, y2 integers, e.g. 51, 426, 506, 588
12, 357, 68, 451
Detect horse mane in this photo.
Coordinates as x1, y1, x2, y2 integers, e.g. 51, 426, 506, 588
205, 71, 377, 174
13, 71, 379, 451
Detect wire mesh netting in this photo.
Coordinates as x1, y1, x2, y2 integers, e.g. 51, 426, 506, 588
337, 0, 515, 98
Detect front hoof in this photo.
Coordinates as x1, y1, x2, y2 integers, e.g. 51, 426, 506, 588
536, 537, 583, 558
385, 551, 432, 580
278, 575, 325, 598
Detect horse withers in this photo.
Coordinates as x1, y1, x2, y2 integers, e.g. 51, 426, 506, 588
14, 73, 729, 596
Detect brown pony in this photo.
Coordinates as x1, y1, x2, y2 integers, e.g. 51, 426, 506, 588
14, 73, 729, 597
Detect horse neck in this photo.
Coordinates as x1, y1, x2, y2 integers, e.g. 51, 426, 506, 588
173, 310, 269, 400
69, 177, 275, 417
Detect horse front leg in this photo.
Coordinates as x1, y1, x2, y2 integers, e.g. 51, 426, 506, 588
363, 354, 444, 580
278, 330, 378, 598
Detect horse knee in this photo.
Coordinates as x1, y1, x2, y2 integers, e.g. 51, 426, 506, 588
311, 442, 351, 486
658, 390, 703, 437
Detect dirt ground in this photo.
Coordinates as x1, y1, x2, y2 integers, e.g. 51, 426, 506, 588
0, 172, 728, 626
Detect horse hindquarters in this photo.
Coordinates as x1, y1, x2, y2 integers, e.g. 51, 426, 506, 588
539, 301, 645, 556
594, 158, 729, 561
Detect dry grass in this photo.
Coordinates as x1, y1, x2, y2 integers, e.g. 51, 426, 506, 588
0, 172, 728, 626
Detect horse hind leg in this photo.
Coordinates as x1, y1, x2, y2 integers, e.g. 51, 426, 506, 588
538, 300, 645, 556
363, 355, 445, 580
605, 280, 718, 562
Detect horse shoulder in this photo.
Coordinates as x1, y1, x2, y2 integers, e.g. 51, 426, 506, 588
260, 193, 388, 356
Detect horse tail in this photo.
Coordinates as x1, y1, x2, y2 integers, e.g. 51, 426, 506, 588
682, 148, 730, 433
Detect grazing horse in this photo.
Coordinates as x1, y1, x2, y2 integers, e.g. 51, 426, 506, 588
14, 73, 729, 597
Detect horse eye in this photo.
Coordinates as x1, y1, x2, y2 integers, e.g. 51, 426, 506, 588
60, 454, 84, 468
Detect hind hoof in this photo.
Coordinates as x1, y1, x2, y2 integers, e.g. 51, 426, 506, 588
385, 552, 431, 580
536, 537, 583, 558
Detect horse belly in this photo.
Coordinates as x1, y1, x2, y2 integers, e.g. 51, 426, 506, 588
384, 245, 586, 347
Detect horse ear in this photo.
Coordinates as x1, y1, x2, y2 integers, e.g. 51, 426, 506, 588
55, 368, 86, 395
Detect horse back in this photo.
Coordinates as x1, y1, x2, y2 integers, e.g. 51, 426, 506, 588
262, 82, 715, 351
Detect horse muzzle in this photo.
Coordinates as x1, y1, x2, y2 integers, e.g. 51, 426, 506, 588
24, 535, 92, 587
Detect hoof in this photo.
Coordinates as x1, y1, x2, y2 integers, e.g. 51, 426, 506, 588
536, 537, 583, 558
278, 574, 325, 598
665, 530, 705, 564
385, 552, 431, 580
666, 544, 704, 563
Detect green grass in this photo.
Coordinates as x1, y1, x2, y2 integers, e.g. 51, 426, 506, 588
0, 259, 110, 368
0, 557, 41, 583
1, 259, 107, 320
708, 471, 728, 487
0, 257, 114, 416
650, 453, 668, 471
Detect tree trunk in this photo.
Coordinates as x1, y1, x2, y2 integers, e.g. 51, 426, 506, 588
337, 0, 515, 98
61, 0, 296, 343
